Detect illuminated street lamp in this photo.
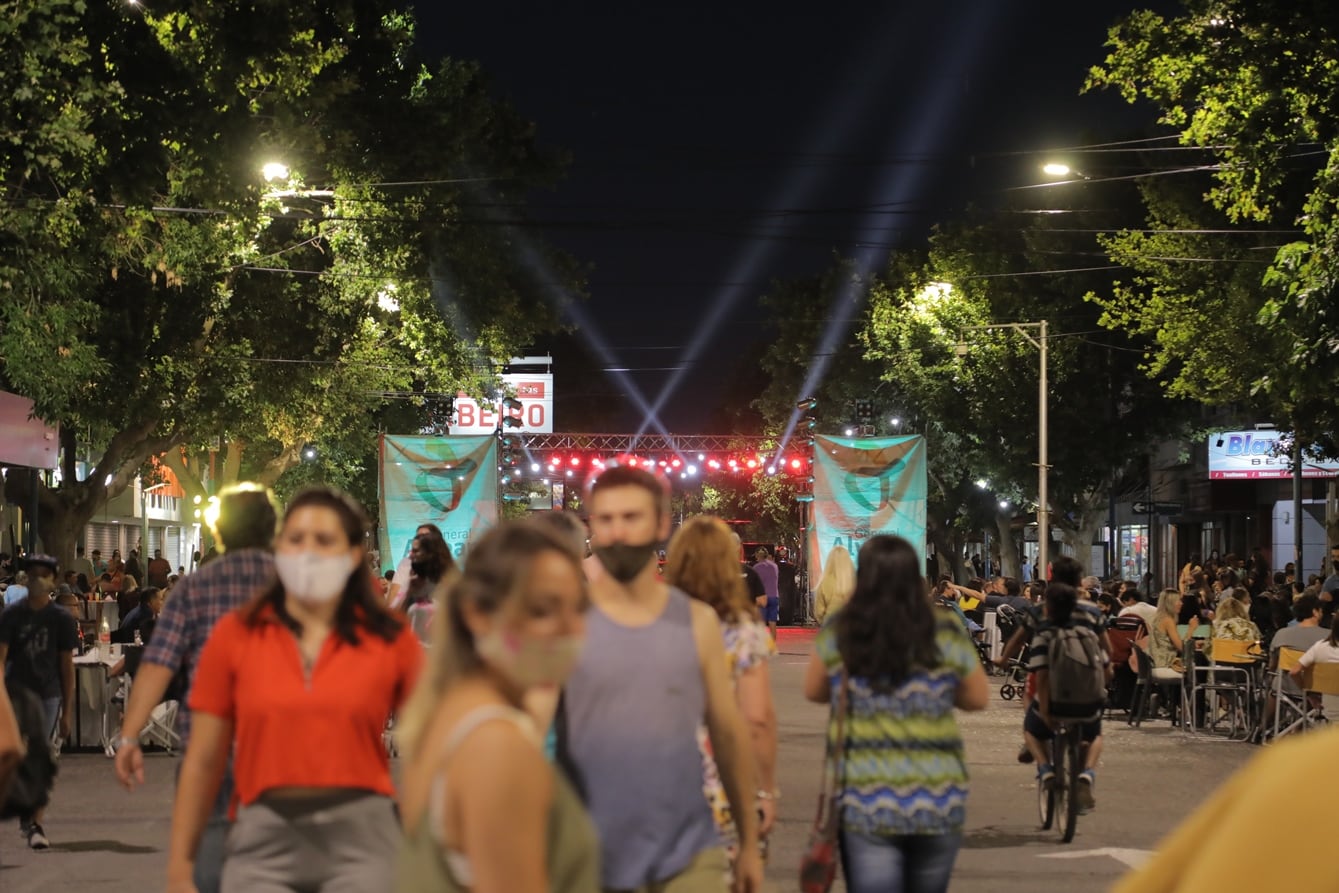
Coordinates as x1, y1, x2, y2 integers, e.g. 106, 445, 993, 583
1041, 162, 1090, 180
261, 161, 290, 183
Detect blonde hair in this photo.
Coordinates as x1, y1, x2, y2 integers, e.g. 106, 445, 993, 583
1155, 587, 1181, 619
1214, 594, 1249, 623
395, 521, 585, 758
664, 516, 752, 623
816, 545, 856, 619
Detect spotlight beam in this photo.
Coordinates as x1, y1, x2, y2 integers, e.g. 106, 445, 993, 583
777, 0, 1001, 455
635, 6, 924, 437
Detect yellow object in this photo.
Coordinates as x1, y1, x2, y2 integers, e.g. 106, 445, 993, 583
957, 595, 981, 613
1300, 662, 1339, 696
1112, 724, 1339, 893
1277, 647, 1305, 673
1209, 639, 1253, 664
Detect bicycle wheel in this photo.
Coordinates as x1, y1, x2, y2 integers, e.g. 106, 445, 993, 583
1060, 729, 1082, 843
1036, 739, 1056, 830
1050, 730, 1069, 839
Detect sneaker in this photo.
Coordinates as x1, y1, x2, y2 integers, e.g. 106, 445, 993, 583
27, 823, 49, 851
1037, 764, 1055, 789
1017, 745, 1034, 764
1077, 773, 1096, 813
18, 819, 30, 838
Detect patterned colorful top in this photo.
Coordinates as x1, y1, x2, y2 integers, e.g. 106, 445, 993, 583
1212, 617, 1261, 643
816, 608, 977, 836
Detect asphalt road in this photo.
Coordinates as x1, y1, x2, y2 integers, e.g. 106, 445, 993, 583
1, 628, 1254, 892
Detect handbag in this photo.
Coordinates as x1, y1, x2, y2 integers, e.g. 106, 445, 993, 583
799, 672, 849, 893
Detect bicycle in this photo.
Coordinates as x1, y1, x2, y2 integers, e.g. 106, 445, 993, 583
1036, 719, 1085, 843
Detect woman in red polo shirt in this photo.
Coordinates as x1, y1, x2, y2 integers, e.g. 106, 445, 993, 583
166, 487, 423, 893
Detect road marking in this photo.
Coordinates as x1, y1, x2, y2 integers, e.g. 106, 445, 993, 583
1040, 847, 1154, 870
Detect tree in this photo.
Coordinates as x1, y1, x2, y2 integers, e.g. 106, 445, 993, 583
699, 475, 802, 550
0, 1, 573, 563
751, 200, 1191, 578
860, 212, 1190, 569
1087, 2, 1339, 454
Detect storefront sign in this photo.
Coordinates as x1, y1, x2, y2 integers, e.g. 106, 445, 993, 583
1208, 430, 1339, 479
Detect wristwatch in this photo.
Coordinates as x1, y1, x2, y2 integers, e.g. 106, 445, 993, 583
111, 735, 141, 752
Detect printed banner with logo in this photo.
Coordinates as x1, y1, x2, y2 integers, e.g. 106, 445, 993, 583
379, 435, 499, 568
807, 434, 927, 588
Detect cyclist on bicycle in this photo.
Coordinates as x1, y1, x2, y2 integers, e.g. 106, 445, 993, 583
1023, 580, 1110, 812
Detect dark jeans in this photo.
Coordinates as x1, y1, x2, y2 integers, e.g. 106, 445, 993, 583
839, 828, 962, 893
176, 760, 234, 893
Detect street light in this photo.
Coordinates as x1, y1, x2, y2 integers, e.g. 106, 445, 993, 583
261, 161, 290, 183
1041, 162, 1090, 180
958, 320, 1050, 578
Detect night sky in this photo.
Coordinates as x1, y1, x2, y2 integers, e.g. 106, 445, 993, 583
415, 1, 1178, 432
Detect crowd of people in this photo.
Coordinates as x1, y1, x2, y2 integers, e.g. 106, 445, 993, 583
3, 467, 788, 892
9, 464, 1335, 891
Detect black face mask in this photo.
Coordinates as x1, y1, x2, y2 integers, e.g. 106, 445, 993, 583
410, 559, 439, 579
593, 541, 658, 584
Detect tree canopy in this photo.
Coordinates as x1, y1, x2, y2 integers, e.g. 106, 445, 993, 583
1088, 1, 1339, 448
0, 0, 575, 559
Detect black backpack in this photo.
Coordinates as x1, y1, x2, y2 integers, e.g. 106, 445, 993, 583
0, 682, 58, 820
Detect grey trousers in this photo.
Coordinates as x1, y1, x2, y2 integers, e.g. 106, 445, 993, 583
221, 792, 399, 893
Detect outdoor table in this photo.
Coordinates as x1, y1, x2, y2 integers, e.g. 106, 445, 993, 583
72, 647, 123, 754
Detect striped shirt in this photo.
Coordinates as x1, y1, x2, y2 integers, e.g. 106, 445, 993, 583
142, 549, 274, 744
816, 608, 977, 836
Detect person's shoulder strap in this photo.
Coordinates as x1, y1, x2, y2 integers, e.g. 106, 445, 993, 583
440, 704, 536, 761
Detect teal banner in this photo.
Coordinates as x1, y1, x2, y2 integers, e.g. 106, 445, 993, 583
379, 435, 499, 567
807, 434, 927, 587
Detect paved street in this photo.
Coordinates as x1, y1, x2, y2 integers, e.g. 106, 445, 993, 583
2, 628, 1254, 892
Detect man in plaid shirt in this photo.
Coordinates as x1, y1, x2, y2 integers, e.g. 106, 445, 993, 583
113, 483, 279, 893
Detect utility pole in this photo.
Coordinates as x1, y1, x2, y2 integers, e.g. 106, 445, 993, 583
1293, 433, 1304, 575
957, 320, 1048, 579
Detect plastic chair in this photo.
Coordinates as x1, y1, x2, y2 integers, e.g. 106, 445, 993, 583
117, 646, 181, 755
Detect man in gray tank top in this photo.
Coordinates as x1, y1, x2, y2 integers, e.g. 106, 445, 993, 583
562, 464, 763, 893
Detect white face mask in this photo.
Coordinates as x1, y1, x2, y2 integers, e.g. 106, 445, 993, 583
275, 552, 355, 604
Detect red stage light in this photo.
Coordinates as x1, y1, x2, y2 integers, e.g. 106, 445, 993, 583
670, 458, 682, 468
570, 456, 582, 466
789, 457, 802, 470
708, 459, 721, 469
727, 458, 738, 467
746, 459, 758, 469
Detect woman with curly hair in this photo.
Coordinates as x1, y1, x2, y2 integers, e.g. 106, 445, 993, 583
664, 516, 779, 875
